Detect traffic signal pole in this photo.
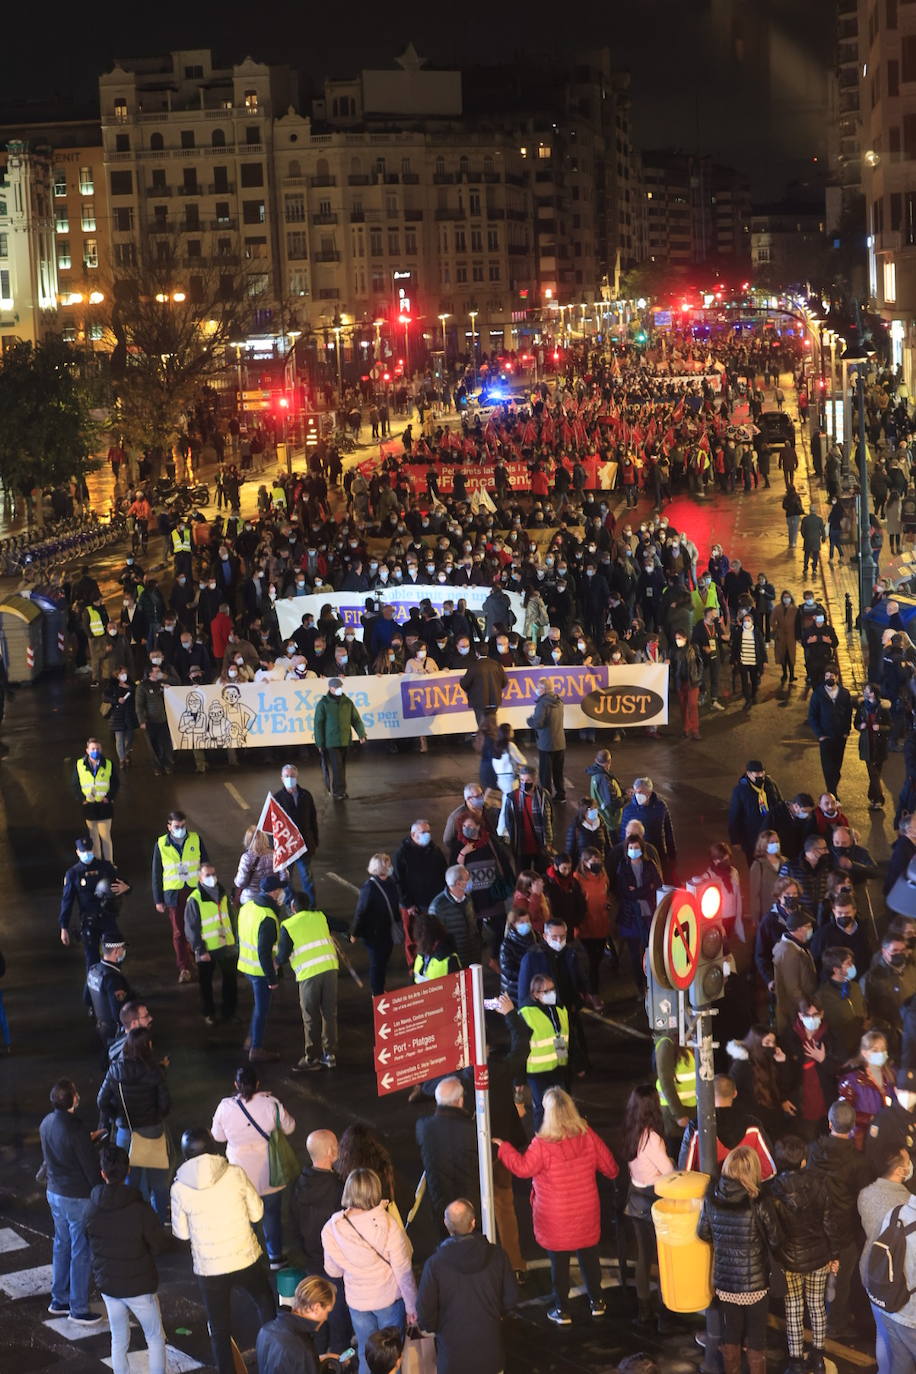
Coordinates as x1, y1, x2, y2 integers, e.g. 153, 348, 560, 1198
469, 964, 496, 1242
690, 1007, 719, 1177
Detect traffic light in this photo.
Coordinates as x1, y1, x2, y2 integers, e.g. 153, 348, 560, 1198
645, 957, 678, 1034
688, 882, 726, 1009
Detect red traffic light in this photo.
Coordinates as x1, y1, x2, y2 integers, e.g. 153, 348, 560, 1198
278, 396, 290, 409
699, 884, 722, 920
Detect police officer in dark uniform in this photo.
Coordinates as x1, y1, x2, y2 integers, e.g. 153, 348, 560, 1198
59, 838, 130, 974
866, 1057, 916, 1191
85, 936, 135, 1060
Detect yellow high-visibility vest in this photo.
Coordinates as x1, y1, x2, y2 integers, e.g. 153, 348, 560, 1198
156, 832, 201, 891
171, 527, 191, 554
188, 887, 236, 952
413, 952, 456, 982
237, 898, 279, 977
657, 1051, 697, 1109
519, 1003, 569, 1074
281, 908, 337, 981
77, 756, 112, 803
87, 606, 106, 637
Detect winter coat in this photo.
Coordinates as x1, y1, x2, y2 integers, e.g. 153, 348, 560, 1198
498, 1128, 618, 1251
498, 782, 554, 854
697, 1173, 780, 1294
773, 933, 817, 1035
429, 886, 481, 966
321, 1202, 418, 1314
669, 643, 704, 688
256, 1312, 321, 1374
526, 691, 566, 751
393, 836, 448, 911
575, 867, 611, 940
585, 761, 625, 834
85, 1181, 169, 1298
806, 1133, 872, 1248
291, 1166, 344, 1274
838, 1065, 898, 1147
614, 855, 662, 940
619, 792, 676, 868
565, 818, 610, 869
727, 776, 782, 859
767, 1167, 837, 1272
351, 875, 401, 948
416, 1105, 480, 1227
499, 926, 538, 1003
211, 1091, 296, 1197
855, 699, 890, 765
417, 1233, 518, 1374
808, 685, 853, 740
39, 1108, 100, 1199
313, 692, 366, 749
772, 602, 798, 667
97, 1055, 171, 1134
170, 1152, 264, 1276
459, 657, 507, 714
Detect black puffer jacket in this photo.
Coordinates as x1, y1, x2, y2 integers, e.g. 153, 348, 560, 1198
804, 1135, 871, 1250
698, 1174, 781, 1293
97, 1055, 171, 1133
85, 1181, 169, 1297
767, 1166, 838, 1272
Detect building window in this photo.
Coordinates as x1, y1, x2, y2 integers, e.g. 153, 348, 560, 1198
456, 263, 468, 283
472, 262, 484, 281
114, 243, 135, 266
401, 157, 411, 174
243, 200, 266, 224
537, 145, 551, 159
890, 59, 900, 98
185, 64, 204, 79
113, 98, 128, 123
285, 194, 305, 222
151, 169, 167, 190
217, 238, 232, 257
319, 198, 332, 216
289, 268, 309, 296
184, 204, 201, 230
180, 130, 195, 149
215, 202, 231, 226
375, 157, 386, 176
81, 203, 96, 231
436, 156, 445, 175
471, 229, 482, 251
53, 169, 67, 196
369, 227, 382, 255
150, 132, 164, 151
57, 240, 71, 270
487, 229, 499, 251
489, 263, 501, 281
115, 134, 130, 153
0, 268, 10, 304
371, 269, 385, 292
387, 230, 399, 255
187, 240, 202, 258
0, 233, 6, 257
439, 262, 451, 284
469, 190, 481, 215
904, 111, 916, 158
245, 126, 259, 145
113, 206, 133, 232
55, 211, 69, 233
884, 260, 897, 302
240, 162, 264, 187
83, 239, 99, 268
455, 229, 466, 252
405, 229, 417, 254
888, 0, 899, 27
212, 128, 226, 148
287, 231, 307, 259
79, 167, 94, 194
903, 35, 916, 83
244, 236, 267, 258
110, 170, 133, 196
244, 90, 259, 110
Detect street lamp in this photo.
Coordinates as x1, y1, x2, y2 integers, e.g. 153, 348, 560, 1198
333, 323, 343, 397
469, 309, 478, 390
839, 336, 875, 621
438, 312, 450, 357
398, 313, 411, 377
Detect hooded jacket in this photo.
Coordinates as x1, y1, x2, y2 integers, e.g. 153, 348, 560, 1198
85, 1181, 169, 1297
526, 691, 566, 751
416, 1105, 479, 1232
698, 1173, 781, 1293
585, 761, 624, 833
321, 1202, 418, 1314
170, 1152, 264, 1276
417, 1232, 518, 1374
806, 1133, 872, 1248
767, 1166, 838, 1272
291, 1166, 344, 1274
97, 1055, 171, 1134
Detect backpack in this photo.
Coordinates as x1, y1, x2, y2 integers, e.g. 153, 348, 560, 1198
865, 1204, 916, 1312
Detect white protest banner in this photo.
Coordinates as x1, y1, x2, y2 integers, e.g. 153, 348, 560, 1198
256, 793, 308, 863
165, 664, 668, 747
275, 585, 526, 642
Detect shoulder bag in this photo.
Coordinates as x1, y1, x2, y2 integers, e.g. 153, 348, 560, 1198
371, 876, 404, 945
119, 1083, 169, 1171
235, 1096, 299, 1188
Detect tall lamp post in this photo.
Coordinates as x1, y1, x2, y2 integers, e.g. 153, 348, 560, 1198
469, 309, 478, 391
840, 340, 875, 624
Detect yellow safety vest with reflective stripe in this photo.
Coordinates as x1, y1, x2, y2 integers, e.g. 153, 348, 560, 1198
188, 887, 236, 952
87, 606, 106, 637
156, 832, 201, 892
656, 1052, 697, 1109
271, 485, 287, 507
77, 756, 113, 802
237, 898, 279, 977
281, 908, 337, 981
519, 1003, 569, 1074
413, 952, 455, 982
171, 527, 191, 554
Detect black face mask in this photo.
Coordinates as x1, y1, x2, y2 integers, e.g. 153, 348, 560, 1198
781, 896, 798, 914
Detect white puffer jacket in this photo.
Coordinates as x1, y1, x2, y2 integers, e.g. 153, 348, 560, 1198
170, 1152, 264, 1276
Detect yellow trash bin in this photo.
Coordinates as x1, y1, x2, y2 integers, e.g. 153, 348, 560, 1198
651, 1169, 713, 1313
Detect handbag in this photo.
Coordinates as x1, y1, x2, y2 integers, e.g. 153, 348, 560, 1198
371, 876, 403, 945
99, 700, 112, 718
623, 1182, 656, 1220
119, 1084, 170, 1171
235, 1097, 299, 1188
402, 1326, 437, 1374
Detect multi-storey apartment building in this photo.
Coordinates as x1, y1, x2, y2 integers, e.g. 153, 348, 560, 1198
0, 139, 58, 348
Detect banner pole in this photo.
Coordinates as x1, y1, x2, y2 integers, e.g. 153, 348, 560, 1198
469, 965, 496, 1242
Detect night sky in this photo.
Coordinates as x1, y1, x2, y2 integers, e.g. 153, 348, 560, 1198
10, 0, 836, 197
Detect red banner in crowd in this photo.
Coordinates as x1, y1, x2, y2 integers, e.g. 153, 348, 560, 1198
256, 794, 308, 864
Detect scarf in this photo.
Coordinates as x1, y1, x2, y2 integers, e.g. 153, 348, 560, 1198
748, 778, 769, 815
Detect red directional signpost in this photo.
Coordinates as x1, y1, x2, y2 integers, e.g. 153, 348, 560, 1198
372, 966, 496, 1241
372, 971, 471, 1095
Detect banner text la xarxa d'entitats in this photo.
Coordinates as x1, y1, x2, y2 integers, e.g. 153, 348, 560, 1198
164, 663, 669, 747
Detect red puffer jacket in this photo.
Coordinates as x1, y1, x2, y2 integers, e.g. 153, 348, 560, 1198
498, 1127, 618, 1251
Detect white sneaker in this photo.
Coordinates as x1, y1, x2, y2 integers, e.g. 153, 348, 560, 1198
711, 700, 725, 711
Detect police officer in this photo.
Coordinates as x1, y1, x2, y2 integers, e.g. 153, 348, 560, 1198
72, 736, 119, 861
85, 936, 134, 1059
59, 838, 130, 974
866, 1060, 916, 1191
237, 873, 284, 1064
276, 896, 339, 1073
152, 809, 208, 984
184, 862, 238, 1026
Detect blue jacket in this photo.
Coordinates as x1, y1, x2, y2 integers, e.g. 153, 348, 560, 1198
619, 792, 677, 867
807, 685, 853, 741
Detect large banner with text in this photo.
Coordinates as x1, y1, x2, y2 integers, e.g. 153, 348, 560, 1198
276, 585, 526, 642
164, 663, 669, 747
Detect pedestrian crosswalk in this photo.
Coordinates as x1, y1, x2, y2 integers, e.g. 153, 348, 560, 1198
0, 1219, 205, 1373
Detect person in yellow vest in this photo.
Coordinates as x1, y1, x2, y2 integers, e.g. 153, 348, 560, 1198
184, 862, 238, 1026
170, 518, 192, 577
654, 1032, 697, 1146
151, 810, 209, 983
518, 973, 570, 1129
81, 595, 110, 686
277, 896, 340, 1074
71, 736, 119, 861
237, 872, 284, 1063
411, 913, 461, 983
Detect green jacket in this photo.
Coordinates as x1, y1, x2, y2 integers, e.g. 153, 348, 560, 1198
313, 691, 366, 749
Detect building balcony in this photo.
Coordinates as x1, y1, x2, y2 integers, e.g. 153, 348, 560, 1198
348, 174, 370, 185
483, 171, 501, 183
238, 143, 263, 154
404, 208, 423, 221
314, 251, 340, 262
207, 183, 235, 195
402, 173, 419, 184
311, 175, 337, 187
433, 172, 455, 184
148, 219, 173, 232
435, 208, 464, 220
312, 213, 338, 224
211, 217, 237, 229
178, 185, 203, 196
317, 287, 340, 299
146, 186, 173, 196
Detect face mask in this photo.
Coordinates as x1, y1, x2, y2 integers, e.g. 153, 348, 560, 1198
539, 990, 558, 1004
675, 638, 686, 649
462, 825, 479, 839
587, 860, 603, 873
634, 793, 648, 806
515, 921, 531, 936
815, 616, 825, 626
627, 847, 642, 860
77, 850, 93, 864
283, 776, 297, 790
844, 963, 858, 981
200, 874, 217, 889
865, 1050, 888, 1067
228, 668, 238, 679
415, 832, 431, 847
824, 678, 836, 688
800, 1014, 822, 1032
150, 657, 163, 667
766, 841, 780, 855
338, 655, 348, 666
586, 809, 599, 823
171, 827, 187, 842
782, 596, 791, 606
118, 673, 129, 683
331, 687, 343, 696
890, 953, 908, 969
458, 646, 469, 655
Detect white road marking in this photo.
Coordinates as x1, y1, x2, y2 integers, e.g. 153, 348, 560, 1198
103, 1347, 204, 1373
224, 782, 249, 810
45, 1313, 109, 1339
581, 1006, 652, 1041
0, 1263, 53, 1298
325, 871, 360, 894
0, 1227, 28, 1253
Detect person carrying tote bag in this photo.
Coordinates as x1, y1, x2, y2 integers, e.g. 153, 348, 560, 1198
96, 1026, 171, 1219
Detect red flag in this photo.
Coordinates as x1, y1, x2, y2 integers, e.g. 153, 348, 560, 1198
256, 794, 308, 866
672, 397, 685, 424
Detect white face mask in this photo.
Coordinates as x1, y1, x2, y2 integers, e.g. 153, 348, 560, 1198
200, 874, 217, 889
800, 1014, 821, 1032
634, 792, 649, 806
544, 937, 566, 952
766, 841, 780, 854
283, 776, 297, 790
539, 990, 557, 1005
865, 1050, 888, 1067
171, 827, 187, 842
